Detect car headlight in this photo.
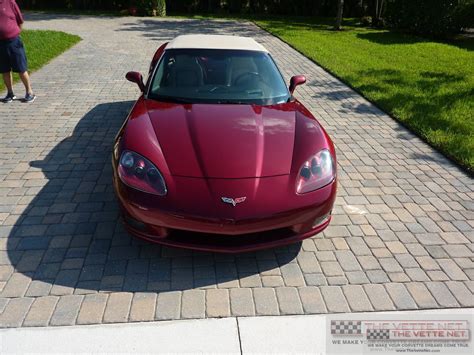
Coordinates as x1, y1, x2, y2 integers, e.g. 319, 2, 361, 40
118, 150, 167, 196
296, 149, 335, 194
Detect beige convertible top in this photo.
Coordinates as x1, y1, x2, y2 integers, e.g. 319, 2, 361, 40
166, 34, 268, 52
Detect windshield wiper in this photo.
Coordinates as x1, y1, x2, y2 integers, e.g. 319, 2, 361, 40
216, 100, 246, 104
150, 95, 195, 104
151, 95, 250, 105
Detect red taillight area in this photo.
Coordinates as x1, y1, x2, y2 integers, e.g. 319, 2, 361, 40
296, 149, 335, 194
118, 150, 167, 196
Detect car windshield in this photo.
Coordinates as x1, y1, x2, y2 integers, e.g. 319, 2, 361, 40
149, 49, 290, 105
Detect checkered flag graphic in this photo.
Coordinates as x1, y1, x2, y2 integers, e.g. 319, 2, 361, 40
331, 320, 362, 335
367, 329, 390, 340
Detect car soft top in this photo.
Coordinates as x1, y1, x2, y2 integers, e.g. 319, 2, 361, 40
165, 34, 269, 53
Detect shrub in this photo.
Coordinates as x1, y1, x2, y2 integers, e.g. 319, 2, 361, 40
155, 0, 166, 16
228, 0, 242, 13
455, 0, 474, 29
360, 16, 372, 26
133, 0, 166, 16
385, 0, 465, 37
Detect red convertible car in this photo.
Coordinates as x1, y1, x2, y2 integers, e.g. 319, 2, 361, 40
113, 35, 337, 252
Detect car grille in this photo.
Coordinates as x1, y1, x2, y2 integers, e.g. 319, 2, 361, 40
167, 227, 295, 248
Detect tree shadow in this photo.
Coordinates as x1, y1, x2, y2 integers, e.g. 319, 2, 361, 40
357, 31, 474, 51
3, 101, 300, 296
116, 19, 260, 41
340, 68, 473, 172
410, 152, 452, 165
253, 16, 361, 29
348, 69, 472, 130
312, 89, 385, 115
24, 11, 120, 22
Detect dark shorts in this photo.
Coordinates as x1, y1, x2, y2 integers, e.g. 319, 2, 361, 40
0, 36, 28, 73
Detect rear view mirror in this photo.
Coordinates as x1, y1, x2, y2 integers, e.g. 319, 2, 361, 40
126, 71, 145, 92
289, 75, 306, 94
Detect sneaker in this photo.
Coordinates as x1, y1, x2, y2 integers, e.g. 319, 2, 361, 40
23, 93, 36, 103
2, 92, 16, 103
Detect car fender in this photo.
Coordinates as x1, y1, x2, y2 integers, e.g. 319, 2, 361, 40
116, 97, 171, 177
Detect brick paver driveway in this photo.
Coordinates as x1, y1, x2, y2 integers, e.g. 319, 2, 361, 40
0, 14, 472, 327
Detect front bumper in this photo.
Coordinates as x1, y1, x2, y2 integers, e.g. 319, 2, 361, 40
113, 163, 336, 253
122, 212, 331, 253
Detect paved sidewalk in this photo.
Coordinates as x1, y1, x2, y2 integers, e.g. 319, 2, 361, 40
1, 309, 472, 353
0, 14, 472, 328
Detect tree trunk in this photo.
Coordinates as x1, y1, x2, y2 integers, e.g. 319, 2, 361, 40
208, 0, 220, 12
335, 0, 344, 30
373, 0, 385, 27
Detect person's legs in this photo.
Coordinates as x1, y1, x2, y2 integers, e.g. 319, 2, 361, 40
1, 72, 16, 102
20, 71, 35, 102
2, 72, 13, 93
8, 36, 35, 102
19, 71, 33, 95
1, 41, 15, 101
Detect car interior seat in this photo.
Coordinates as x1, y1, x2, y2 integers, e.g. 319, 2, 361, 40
228, 57, 259, 86
169, 55, 204, 87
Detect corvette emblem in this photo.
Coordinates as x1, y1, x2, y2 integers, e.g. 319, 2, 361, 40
221, 197, 246, 206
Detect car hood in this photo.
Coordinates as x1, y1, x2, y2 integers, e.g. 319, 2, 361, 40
146, 100, 298, 178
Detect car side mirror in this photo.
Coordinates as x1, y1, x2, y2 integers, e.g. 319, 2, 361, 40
289, 75, 306, 95
126, 71, 145, 92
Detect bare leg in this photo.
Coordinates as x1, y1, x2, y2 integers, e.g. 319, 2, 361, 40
19, 71, 33, 95
2, 72, 13, 94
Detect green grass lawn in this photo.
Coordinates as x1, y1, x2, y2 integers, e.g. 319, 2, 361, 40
181, 14, 474, 172
0, 30, 81, 92
256, 17, 474, 172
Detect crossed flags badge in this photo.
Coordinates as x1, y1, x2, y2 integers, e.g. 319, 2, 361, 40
331, 320, 362, 335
